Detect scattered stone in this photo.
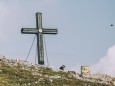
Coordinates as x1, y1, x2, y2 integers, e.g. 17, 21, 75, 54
0, 56, 115, 85
0, 70, 2, 72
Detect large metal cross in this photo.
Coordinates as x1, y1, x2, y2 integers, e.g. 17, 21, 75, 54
21, 12, 58, 65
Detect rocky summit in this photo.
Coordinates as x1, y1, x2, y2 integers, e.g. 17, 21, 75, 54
0, 56, 115, 86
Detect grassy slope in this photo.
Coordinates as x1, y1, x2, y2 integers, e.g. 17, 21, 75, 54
0, 62, 112, 86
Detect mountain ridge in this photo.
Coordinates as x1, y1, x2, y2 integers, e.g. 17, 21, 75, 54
0, 56, 114, 86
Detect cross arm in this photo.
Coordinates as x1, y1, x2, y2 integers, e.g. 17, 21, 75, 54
21, 28, 38, 34
43, 28, 58, 34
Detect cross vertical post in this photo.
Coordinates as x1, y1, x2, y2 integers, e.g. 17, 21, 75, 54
36, 13, 44, 64
21, 12, 58, 65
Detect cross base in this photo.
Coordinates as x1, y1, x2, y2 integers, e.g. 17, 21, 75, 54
39, 61, 44, 65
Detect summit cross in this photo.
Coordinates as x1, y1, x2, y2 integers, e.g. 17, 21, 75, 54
21, 12, 58, 65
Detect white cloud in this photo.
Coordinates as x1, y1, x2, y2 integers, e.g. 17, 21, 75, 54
70, 45, 115, 77
91, 45, 115, 76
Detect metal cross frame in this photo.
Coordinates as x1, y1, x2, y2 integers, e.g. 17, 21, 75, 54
21, 12, 58, 65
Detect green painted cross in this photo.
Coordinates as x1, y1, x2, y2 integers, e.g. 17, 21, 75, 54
21, 12, 58, 65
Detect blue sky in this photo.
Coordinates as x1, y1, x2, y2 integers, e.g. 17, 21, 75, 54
0, 0, 115, 72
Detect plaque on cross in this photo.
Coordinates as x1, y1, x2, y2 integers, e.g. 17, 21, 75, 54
21, 12, 58, 65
